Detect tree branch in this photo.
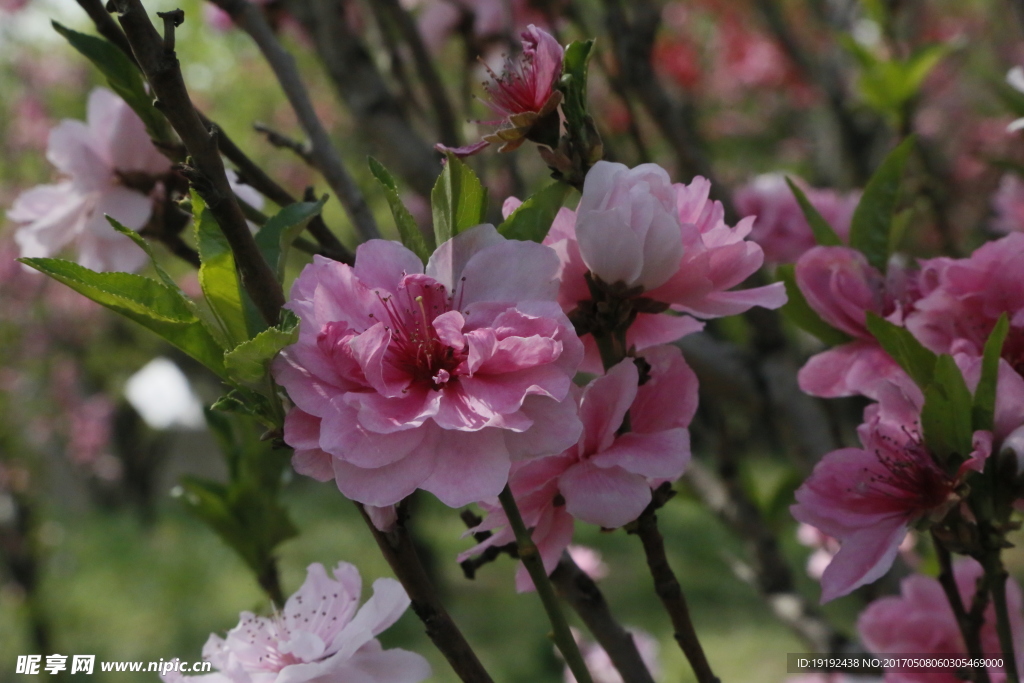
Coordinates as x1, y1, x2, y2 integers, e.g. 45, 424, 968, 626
111, 0, 284, 325
210, 0, 381, 243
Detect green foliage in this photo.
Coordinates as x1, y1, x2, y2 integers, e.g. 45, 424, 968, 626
19, 257, 229, 378
843, 36, 952, 126
921, 354, 975, 465
776, 265, 852, 346
785, 177, 844, 247
559, 39, 595, 140
51, 22, 171, 142
849, 136, 914, 272
224, 315, 299, 388
193, 192, 250, 348
865, 312, 937, 388
431, 152, 488, 247
178, 411, 297, 588
368, 156, 433, 262
498, 183, 573, 243
106, 216, 184, 292
255, 197, 327, 281
973, 314, 1010, 433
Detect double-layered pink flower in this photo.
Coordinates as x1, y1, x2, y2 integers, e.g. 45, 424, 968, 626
162, 562, 430, 683
273, 225, 583, 508
792, 377, 992, 602
733, 173, 860, 264
858, 559, 1024, 683
533, 161, 785, 370
795, 246, 919, 399
460, 345, 697, 591
7, 88, 169, 273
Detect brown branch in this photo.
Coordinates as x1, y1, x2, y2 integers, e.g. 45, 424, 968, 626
254, 122, 314, 165
934, 537, 991, 683
551, 553, 656, 683
355, 503, 495, 683
283, 0, 440, 198
376, 0, 461, 147
627, 487, 719, 683
111, 0, 284, 325
210, 0, 381, 243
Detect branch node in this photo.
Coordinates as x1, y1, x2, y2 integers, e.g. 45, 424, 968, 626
155, 9, 184, 52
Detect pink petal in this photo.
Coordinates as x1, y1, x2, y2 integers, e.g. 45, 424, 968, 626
346, 648, 432, 683
504, 394, 583, 460
575, 206, 645, 286
419, 428, 510, 507
590, 428, 691, 480
425, 223, 505, 293
321, 397, 428, 468
818, 519, 908, 603
354, 240, 425, 291
632, 345, 699, 432
626, 312, 705, 351
457, 236, 561, 305
579, 360, 638, 456
332, 439, 438, 507
559, 461, 651, 528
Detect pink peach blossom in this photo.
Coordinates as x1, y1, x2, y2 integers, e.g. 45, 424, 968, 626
858, 558, 1024, 683
795, 246, 920, 399
733, 173, 860, 264
7, 88, 169, 273
273, 224, 584, 508
792, 382, 991, 602
161, 562, 431, 683
460, 345, 697, 591
534, 164, 785, 371
906, 233, 1024, 377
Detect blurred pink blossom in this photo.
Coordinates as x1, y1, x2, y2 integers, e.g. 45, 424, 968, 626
273, 224, 583, 509
415, 0, 552, 54
858, 558, 1024, 683
162, 562, 430, 683
7, 88, 169, 272
461, 345, 697, 591
567, 545, 608, 580
734, 174, 860, 264
563, 627, 660, 683
991, 174, 1024, 234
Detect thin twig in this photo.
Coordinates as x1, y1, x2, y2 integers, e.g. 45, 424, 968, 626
111, 0, 284, 325
983, 551, 1020, 683
934, 537, 991, 683
354, 503, 495, 683
628, 487, 719, 683
497, 486, 594, 683
254, 122, 314, 166
551, 553, 656, 683
210, 0, 380, 243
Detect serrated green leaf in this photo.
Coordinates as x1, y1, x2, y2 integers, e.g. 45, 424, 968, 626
498, 183, 573, 242
865, 312, 937, 389
784, 178, 843, 247
193, 191, 250, 348
20, 257, 228, 377
369, 157, 432, 262
224, 322, 299, 387
432, 153, 488, 246
52, 22, 170, 142
921, 354, 974, 465
849, 137, 914, 272
776, 265, 852, 346
255, 197, 327, 281
106, 216, 186, 292
973, 314, 1009, 433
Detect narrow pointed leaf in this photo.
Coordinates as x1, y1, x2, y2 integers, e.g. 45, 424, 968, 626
849, 137, 914, 272
865, 312, 937, 388
368, 157, 432, 262
432, 152, 488, 246
224, 319, 299, 387
498, 183, 573, 242
194, 191, 250, 348
784, 178, 843, 247
255, 197, 327, 281
973, 314, 1009, 432
921, 354, 975, 464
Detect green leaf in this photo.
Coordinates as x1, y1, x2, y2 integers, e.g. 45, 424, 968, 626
921, 354, 975, 465
904, 44, 952, 94
20, 258, 228, 378
498, 183, 573, 242
106, 216, 182, 292
211, 388, 277, 428
973, 314, 1010, 433
784, 178, 843, 247
193, 191, 250, 348
559, 39, 595, 133
368, 157, 433, 262
431, 152, 488, 246
889, 207, 913, 254
224, 319, 299, 387
865, 312, 937, 388
52, 22, 170, 142
776, 265, 852, 346
255, 197, 327, 281
849, 137, 914, 272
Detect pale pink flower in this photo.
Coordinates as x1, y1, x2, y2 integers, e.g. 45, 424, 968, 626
991, 174, 1024, 235
792, 382, 991, 602
906, 233, 1024, 377
563, 627, 660, 683
535, 163, 786, 371
272, 224, 584, 508
858, 558, 1024, 683
7, 88, 169, 273
415, 0, 552, 54
567, 545, 608, 580
733, 173, 860, 264
795, 246, 919, 399
161, 562, 431, 683
439, 25, 563, 156
460, 345, 697, 591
